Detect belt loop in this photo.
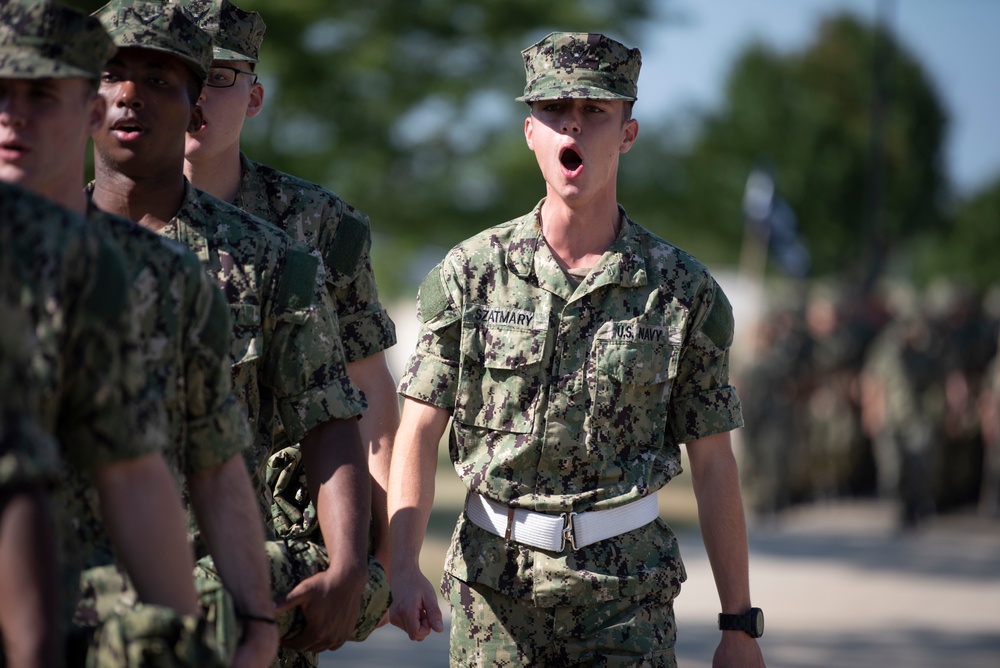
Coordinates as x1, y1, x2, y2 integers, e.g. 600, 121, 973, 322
504, 506, 516, 541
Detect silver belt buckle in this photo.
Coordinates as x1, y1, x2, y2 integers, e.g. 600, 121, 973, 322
560, 511, 578, 551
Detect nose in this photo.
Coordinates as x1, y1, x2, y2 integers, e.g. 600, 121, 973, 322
0, 90, 27, 128
114, 80, 143, 109
561, 106, 582, 134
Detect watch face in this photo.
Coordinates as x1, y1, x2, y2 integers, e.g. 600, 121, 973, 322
753, 608, 765, 637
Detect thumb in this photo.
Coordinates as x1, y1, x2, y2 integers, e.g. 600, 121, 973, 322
273, 583, 307, 616
424, 598, 444, 633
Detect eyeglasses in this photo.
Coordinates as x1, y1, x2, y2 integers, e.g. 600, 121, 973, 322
205, 66, 258, 88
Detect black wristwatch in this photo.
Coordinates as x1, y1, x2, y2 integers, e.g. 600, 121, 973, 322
718, 607, 764, 638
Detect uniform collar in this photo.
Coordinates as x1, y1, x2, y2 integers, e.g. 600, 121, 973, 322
507, 199, 648, 291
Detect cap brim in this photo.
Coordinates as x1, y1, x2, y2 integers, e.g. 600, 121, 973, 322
516, 89, 637, 103
212, 46, 257, 64
0, 48, 98, 80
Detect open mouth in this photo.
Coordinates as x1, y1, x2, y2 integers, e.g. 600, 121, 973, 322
560, 147, 583, 174
111, 117, 145, 141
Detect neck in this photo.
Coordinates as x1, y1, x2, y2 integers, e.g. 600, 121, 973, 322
539, 193, 621, 270
27, 161, 88, 216
40, 179, 88, 218
91, 159, 186, 232
184, 149, 242, 205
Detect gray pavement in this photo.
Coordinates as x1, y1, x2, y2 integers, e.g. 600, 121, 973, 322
324, 500, 1000, 667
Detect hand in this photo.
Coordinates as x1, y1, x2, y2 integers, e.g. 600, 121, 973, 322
388, 568, 443, 641
713, 631, 766, 668
232, 621, 279, 668
273, 563, 365, 653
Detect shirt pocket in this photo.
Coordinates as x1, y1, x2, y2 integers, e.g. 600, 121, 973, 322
455, 311, 547, 434
589, 322, 681, 450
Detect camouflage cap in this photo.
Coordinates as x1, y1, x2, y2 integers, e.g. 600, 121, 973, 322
0, 0, 115, 80
516, 32, 641, 103
180, 0, 266, 63
92, 0, 212, 84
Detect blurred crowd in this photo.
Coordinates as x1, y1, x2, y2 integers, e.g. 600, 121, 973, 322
736, 279, 1000, 529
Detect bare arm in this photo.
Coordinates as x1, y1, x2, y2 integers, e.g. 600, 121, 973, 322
94, 451, 198, 616
275, 416, 370, 653
0, 488, 59, 668
388, 397, 450, 641
188, 455, 278, 667
686, 431, 765, 668
347, 351, 400, 570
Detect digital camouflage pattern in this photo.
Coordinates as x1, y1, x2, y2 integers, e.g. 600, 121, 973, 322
72, 562, 234, 667
1, 279, 59, 491
193, 540, 391, 668
234, 153, 396, 659
0, 182, 155, 475
0, 0, 114, 80
516, 32, 641, 103
156, 181, 365, 533
399, 200, 742, 608
446, 576, 679, 668
81, 603, 226, 668
0, 181, 163, 628
236, 152, 397, 365
93, 0, 212, 83
180, 0, 266, 63
70, 205, 249, 650
0, 416, 60, 492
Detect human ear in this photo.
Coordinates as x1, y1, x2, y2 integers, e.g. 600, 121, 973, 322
619, 118, 639, 154
246, 81, 264, 119
188, 104, 205, 133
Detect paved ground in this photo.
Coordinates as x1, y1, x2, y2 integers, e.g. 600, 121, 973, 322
324, 500, 1000, 667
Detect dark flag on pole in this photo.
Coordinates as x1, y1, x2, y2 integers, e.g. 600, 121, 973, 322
742, 166, 810, 278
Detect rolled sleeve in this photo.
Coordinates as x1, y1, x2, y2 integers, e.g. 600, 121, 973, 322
668, 281, 744, 444
397, 263, 461, 409
264, 253, 366, 444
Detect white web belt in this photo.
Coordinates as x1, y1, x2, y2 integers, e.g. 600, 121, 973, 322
465, 491, 660, 552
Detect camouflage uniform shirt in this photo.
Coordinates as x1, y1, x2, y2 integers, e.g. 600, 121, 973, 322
0, 181, 159, 620
235, 152, 396, 362
68, 200, 250, 568
157, 181, 366, 533
399, 201, 743, 608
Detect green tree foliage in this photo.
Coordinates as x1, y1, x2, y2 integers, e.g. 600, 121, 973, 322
673, 13, 948, 279
69, 0, 656, 293
913, 175, 1000, 290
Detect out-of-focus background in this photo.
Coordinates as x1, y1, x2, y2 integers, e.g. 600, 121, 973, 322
70, 0, 1000, 664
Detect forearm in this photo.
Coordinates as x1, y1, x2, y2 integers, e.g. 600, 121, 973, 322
95, 452, 198, 616
687, 432, 753, 613
300, 417, 370, 579
0, 488, 59, 668
388, 398, 449, 576
347, 352, 400, 566
188, 455, 272, 617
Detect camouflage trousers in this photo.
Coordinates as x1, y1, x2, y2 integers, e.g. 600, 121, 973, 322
194, 538, 391, 668
444, 576, 678, 668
